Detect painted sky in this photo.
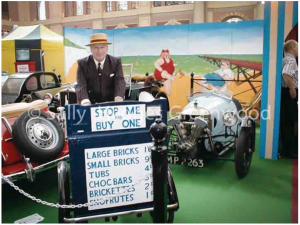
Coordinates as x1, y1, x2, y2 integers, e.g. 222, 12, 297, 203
64, 20, 263, 57
64, 27, 92, 49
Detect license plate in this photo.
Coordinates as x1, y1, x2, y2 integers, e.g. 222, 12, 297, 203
168, 155, 204, 168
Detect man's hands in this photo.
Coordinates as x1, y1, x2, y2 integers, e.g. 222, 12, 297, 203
114, 96, 123, 102
290, 88, 297, 99
81, 99, 91, 106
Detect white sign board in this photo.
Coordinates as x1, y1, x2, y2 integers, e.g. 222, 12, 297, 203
14, 214, 44, 224
85, 143, 153, 211
91, 104, 146, 132
147, 106, 161, 117
17, 64, 29, 72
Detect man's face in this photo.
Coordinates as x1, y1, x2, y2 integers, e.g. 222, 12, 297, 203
91, 44, 108, 61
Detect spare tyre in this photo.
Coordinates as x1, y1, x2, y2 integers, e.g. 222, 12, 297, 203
12, 109, 65, 163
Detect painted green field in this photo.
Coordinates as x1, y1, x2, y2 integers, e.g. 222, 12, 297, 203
64, 38, 85, 49
204, 54, 263, 62
121, 55, 262, 76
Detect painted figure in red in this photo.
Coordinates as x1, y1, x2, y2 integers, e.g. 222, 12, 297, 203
154, 49, 175, 95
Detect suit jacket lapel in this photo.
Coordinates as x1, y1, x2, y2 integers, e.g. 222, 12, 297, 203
103, 55, 109, 76
88, 55, 97, 76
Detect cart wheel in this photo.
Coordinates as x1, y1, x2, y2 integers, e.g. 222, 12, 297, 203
167, 167, 179, 223
235, 120, 255, 178
137, 213, 142, 218
149, 167, 179, 223
77, 220, 88, 223
149, 205, 175, 223
58, 161, 71, 223
112, 216, 118, 221
105, 217, 110, 222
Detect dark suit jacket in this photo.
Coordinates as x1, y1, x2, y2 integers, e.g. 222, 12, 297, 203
75, 54, 126, 104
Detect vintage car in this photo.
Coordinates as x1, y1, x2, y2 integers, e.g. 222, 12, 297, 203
2, 100, 69, 183
167, 90, 256, 178
2, 72, 67, 105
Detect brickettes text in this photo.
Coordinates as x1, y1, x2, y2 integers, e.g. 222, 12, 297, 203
85, 143, 153, 210
90, 104, 146, 132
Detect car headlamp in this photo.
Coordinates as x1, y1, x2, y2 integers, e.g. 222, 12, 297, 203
223, 111, 237, 127
43, 93, 53, 104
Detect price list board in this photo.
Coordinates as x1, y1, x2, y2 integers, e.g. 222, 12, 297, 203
66, 100, 168, 218
85, 143, 154, 211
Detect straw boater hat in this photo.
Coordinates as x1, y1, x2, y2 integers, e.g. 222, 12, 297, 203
86, 33, 112, 46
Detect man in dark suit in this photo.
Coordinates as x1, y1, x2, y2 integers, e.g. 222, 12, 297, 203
75, 33, 126, 105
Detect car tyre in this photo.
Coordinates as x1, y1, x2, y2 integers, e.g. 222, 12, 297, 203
12, 109, 65, 163
235, 120, 256, 178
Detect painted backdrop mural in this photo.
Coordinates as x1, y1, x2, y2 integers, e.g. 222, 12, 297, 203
64, 21, 263, 111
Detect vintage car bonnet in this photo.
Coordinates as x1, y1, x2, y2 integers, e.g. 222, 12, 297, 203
182, 92, 238, 117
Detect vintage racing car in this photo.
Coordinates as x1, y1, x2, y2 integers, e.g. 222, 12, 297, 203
167, 90, 256, 178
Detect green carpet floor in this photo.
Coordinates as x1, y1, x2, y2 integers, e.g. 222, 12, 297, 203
2, 127, 295, 223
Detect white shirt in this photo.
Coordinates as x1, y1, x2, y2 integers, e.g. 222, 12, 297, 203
282, 53, 298, 88
93, 56, 105, 70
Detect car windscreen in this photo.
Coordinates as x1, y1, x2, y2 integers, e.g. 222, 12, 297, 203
2, 78, 25, 95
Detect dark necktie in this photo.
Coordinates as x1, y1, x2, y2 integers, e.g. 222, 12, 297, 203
98, 62, 102, 76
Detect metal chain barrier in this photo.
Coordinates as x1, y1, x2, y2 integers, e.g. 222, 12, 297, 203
2, 172, 152, 209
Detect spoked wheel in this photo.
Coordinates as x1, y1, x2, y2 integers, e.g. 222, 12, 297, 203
58, 161, 71, 223
235, 120, 256, 178
13, 109, 65, 163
